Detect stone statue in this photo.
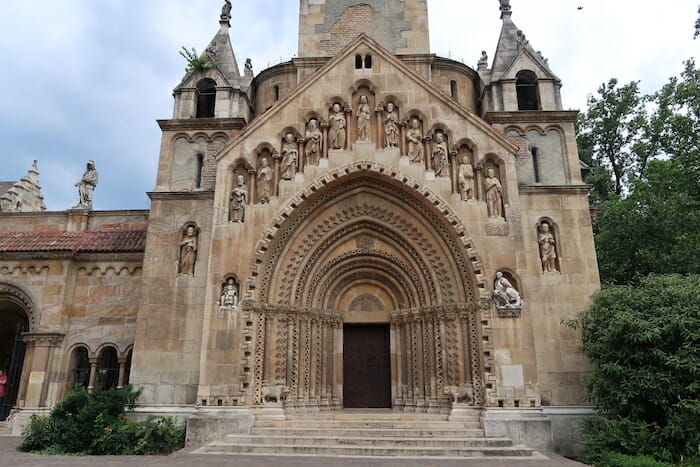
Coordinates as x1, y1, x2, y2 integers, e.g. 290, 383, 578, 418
407, 118, 424, 163
478, 51, 488, 70
443, 385, 474, 405
262, 385, 290, 405
305, 119, 322, 166
178, 225, 198, 276
384, 102, 399, 148
73, 160, 98, 210
219, 277, 238, 310
538, 222, 559, 273
499, 0, 511, 12
432, 133, 449, 177
516, 30, 528, 48
458, 157, 475, 201
230, 174, 248, 223
280, 133, 298, 180
493, 272, 521, 308
256, 158, 272, 204
356, 94, 371, 142
328, 103, 346, 150
206, 42, 218, 58
244, 58, 253, 77
221, 0, 232, 21
484, 168, 504, 219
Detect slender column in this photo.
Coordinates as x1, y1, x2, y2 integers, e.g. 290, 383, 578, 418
320, 121, 329, 163
272, 152, 281, 197
297, 137, 306, 174
424, 136, 433, 172
117, 357, 127, 388
87, 357, 98, 393
375, 106, 384, 149
450, 151, 459, 194
475, 165, 485, 201
346, 107, 356, 146
399, 121, 407, 156
247, 168, 256, 205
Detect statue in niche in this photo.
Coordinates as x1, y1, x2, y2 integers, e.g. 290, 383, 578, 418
221, 0, 232, 20
538, 222, 559, 273
219, 277, 238, 310
493, 272, 522, 308
244, 58, 253, 77
458, 156, 475, 201
432, 133, 449, 177
484, 168, 504, 219
407, 118, 424, 163
328, 103, 346, 150
73, 160, 98, 210
478, 51, 488, 69
280, 133, 298, 180
305, 119, 322, 166
178, 225, 198, 276
384, 102, 399, 148
230, 173, 248, 223
256, 158, 272, 204
356, 94, 371, 142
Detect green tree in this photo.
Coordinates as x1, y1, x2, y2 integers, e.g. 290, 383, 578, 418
568, 274, 700, 463
179, 46, 220, 72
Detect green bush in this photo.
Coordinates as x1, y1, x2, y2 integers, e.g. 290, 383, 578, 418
18, 386, 185, 455
597, 452, 673, 467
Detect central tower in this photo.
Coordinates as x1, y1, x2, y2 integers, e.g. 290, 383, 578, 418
298, 0, 430, 57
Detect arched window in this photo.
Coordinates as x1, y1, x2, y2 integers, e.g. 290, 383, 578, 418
96, 346, 119, 390
195, 153, 204, 188
531, 146, 541, 183
450, 80, 458, 100
122, 349, 133, 388
516, 71, 540, 110
364, 55, 372, 69
70, 346, 90, 388
273, 85, 280, 101
196, 79, 217, 118
355, 55, 363, 69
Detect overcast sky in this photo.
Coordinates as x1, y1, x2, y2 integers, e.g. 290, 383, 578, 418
0, 0, 697, 211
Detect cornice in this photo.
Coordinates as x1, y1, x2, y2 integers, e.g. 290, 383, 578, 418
148, 191, 215, 201
485, 110, 579, 124
157, 118, 247, 131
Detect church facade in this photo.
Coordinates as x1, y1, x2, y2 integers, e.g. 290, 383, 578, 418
0, 0, 598, 454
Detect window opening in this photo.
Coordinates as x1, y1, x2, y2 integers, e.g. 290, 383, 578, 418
532, 147, 541, 183
355, 55, 363, 69
196, 79, 217, 118
516, 70, 540, 110
364, 55, 372, 68
195, 153, 204, 188
450, 80, 458, 100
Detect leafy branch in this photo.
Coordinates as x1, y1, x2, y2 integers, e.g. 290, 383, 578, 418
179, 47, 220, 72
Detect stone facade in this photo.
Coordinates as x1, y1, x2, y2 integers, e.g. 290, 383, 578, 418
0, 1, 598, 456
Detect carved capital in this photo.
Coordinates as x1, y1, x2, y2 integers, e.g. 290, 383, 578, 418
21, 332, 65, 347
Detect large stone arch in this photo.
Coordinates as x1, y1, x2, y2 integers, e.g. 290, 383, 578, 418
0, 280, 35, 332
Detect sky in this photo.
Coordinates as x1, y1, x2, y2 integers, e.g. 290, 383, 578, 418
0, 0, 697, 212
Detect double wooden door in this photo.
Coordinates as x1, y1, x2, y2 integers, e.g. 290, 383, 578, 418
343, 324, 391, 408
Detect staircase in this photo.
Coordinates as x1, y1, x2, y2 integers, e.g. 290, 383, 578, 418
195, 411, 539, 459
0, 421, 11, 436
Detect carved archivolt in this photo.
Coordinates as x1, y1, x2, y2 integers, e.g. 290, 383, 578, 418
245, 162, 488, 303
0, 280, 37, 332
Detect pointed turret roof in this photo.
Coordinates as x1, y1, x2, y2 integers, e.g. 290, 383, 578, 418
488, 1, 558, 83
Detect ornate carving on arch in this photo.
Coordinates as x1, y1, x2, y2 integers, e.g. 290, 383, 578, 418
0, 265, 50, 277
0, 280, 37, 332
349, 294, 384, 312
245, 161, 488, 303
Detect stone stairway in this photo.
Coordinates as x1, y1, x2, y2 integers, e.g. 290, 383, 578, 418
195, 411, 539, 459
0, 421, 11, 436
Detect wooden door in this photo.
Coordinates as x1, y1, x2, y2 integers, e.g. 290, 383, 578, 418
343, 324, 391, 408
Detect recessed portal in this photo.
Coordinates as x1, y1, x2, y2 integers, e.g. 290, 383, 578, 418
343, 324, 391, 408
0, 300, 28, 420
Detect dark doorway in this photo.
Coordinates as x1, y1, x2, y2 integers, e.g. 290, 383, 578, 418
343, 324, 391, 408
0, 302, 28, 420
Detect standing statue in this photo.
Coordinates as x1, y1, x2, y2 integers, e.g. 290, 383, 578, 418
458, 157, 475, 201
328, 103, 346, 150
230, 174, 248, 223
384, 102, 399, 148
280, 133, 298, 180
484, 168, 504, 219
221, 0, 232, 20
219, 277, 239, 310
356, 94, 371, 142
244, 58, 253, 77
432, 133, 449, 177
493, 272, 522, 308
178, 225, 198, 276
73, 160, 98, 210
305, 119, 322, 166
477, 51, 489, 70
257, 158, 272, 204
407, 118, 424, 163
538, 222, 559, 273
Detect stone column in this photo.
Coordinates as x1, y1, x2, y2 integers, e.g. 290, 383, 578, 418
87, 357, 98, 393
399, 121, 408, 156
20, 333, 65, 407
272, 151, 281, 197
450, 150, 459, 193
298, 137, 306, 174
475, 165, 484, 201
320, 121, 329, 166
424, 136, 433, 172
375, 106, 384, 149
117, 356, 127, 388
248, 168, 256, 205
346, 107, 356, 146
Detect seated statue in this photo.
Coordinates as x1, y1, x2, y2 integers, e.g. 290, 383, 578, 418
493, 272, 522, 308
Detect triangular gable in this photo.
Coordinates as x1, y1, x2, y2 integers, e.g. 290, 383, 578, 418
216, 33, 519, 159
500, 47, 560, 82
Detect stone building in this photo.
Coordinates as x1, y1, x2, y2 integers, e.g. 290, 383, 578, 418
0, 0, 599, 456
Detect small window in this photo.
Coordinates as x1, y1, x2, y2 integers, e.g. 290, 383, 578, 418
70, 347, 90, 388
355, 55, 363, 69
364, 55, 372, 69
516, 70, 540, 111
195, 153, 204, 188
450, 80, 458, 100
96, 346, 119, 391
196, 79, 217, 118
273, 85, 280, 101
532, 147, 541, 183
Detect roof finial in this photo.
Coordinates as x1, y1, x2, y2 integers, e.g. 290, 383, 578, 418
499, 0, 512, 19
220, 0, 232, 23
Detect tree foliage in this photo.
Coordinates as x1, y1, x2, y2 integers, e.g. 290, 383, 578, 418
179, 46, 220, 72
568, 274, 700, 463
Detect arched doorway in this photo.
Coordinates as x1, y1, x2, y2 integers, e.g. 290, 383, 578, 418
0, 285, 31, 420
245, 164, 488, 411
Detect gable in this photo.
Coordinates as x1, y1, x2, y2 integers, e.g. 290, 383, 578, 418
501, 48, 560, 82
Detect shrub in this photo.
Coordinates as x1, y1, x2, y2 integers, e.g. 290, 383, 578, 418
18, 386, 185, 455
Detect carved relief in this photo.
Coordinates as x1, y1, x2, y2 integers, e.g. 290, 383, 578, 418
384, 102, 399, 148
407, 118, 425, 163
262, 385, 289, 405
305, 119, 322, 166
177, 224, 197, 276
492, 272, 522, 309
256, 157, 272, 204
280, 133, 298, 181
230, 173, 248, 223
432, 132, 449, 178
355, 94, 371, 142
443, 385, 474, 404
349, 294, 384, 312
538, 221, 560, 273
328, 103, 347, 150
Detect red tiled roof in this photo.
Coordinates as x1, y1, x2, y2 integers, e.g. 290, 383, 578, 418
0, 229, 147, 254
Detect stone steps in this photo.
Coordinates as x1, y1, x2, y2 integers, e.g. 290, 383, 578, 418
0, 421, 11, 436
195, 411, 537, 458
